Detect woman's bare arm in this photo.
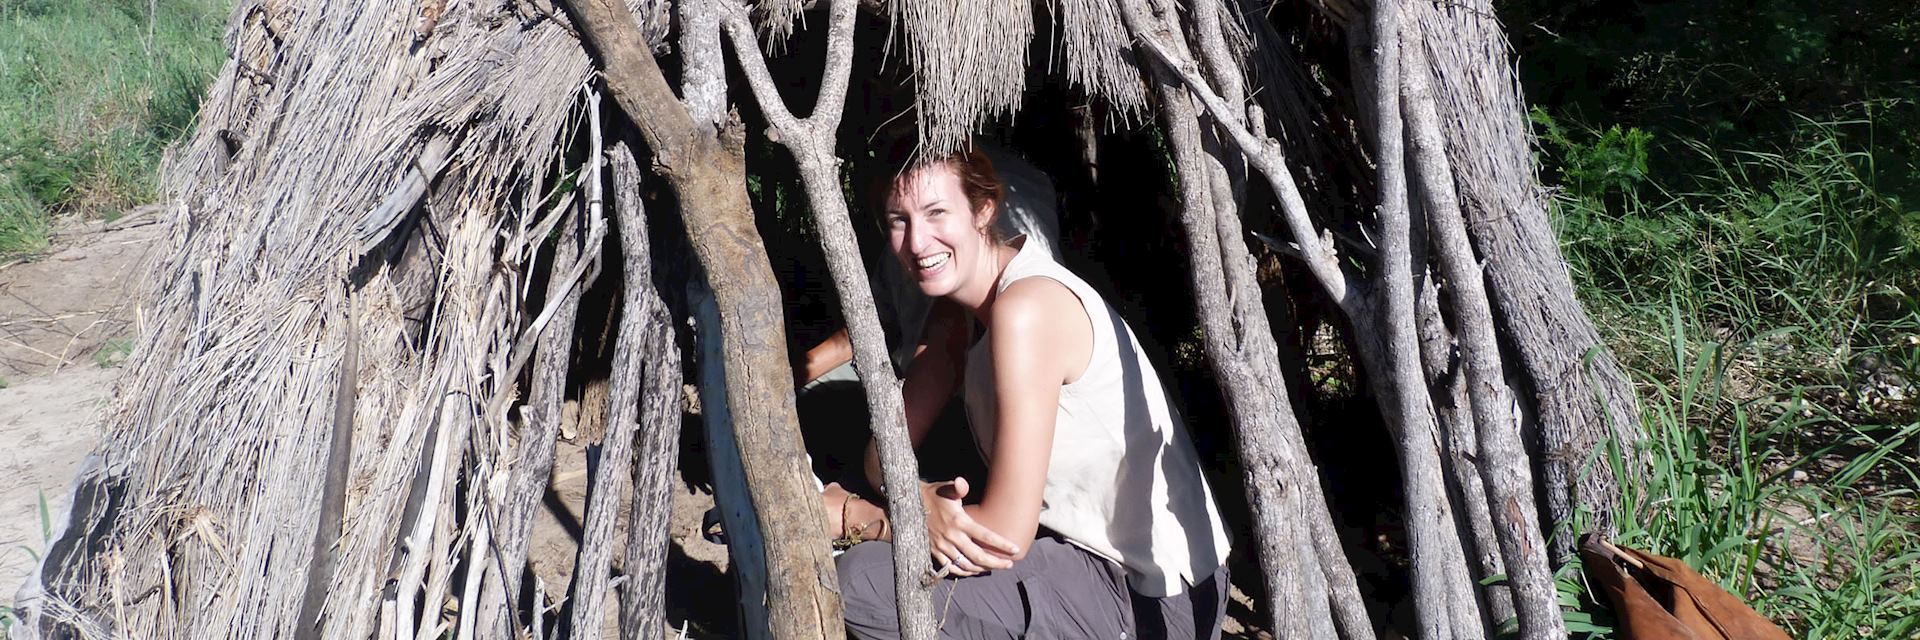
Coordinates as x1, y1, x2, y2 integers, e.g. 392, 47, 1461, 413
834, 281, 1090, 573
958, 277, 1092, 561
862, 298, 971, 490
795, 328, 853, 387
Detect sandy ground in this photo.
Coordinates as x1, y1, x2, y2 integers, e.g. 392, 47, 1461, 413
0, 213, 163, 603
0, 367, 115, 594
531, 437, 736, 637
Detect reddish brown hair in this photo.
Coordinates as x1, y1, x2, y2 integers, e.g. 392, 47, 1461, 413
868, 140, 1008, 241
921, 145, 1005, 221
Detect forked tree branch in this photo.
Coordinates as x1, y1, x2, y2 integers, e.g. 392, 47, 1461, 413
1182, 3, 1378, 636
722, 2, 942, 637
1122, 8, 1354, 310
560, 0, 847, 637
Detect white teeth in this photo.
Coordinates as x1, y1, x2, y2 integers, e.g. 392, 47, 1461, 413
917, 253, 950, 269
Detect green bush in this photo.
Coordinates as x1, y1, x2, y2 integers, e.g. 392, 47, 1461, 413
0, 0, 227, 254
1540, 108, 1920, 640
1557, 321, 1920, 638
1547, 109, 1920, 392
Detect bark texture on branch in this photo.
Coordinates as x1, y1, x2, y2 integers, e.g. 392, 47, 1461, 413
1401, 21, 1567, 637
1120, 1, 1375, 637
1413, 268, 1515, 627
609, 140, 685, 639
567, 98, 638, 640
675, 2, 776, 636
559, 0, 845, 637
721, 2, 940, 637
1359, 3, 1482, 636
569, 134, 682, 640
1160, 83, 1333, 640
1408, 0, 1641, 557
490, 159, 593, 637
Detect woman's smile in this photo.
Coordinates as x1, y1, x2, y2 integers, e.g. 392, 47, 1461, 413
914, 251, 953, 278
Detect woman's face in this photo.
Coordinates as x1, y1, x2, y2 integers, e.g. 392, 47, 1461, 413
884, 163, 995, 300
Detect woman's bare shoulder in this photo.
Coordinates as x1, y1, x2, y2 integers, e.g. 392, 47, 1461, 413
993, 277, 1081, 331
989, 278, 1093, 383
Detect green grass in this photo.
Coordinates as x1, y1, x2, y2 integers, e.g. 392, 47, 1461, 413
1544, 109, 1920, 638
1, 490, 56, 635
93, 335, 135, 368
0, 0, 228, 255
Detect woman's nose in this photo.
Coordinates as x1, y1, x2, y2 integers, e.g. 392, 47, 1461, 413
904, 220, 931, 253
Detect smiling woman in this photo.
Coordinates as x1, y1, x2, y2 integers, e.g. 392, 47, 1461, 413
882, 149, 1007, 303
822, 146, 1234, 640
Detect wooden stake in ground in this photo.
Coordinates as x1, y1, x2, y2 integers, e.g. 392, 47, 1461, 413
1410, 0, 1642, 558
1120, 0, 1372, 637
558, 0, 845, 637
608, 139, 686, 638
1401, 20, 1564, 638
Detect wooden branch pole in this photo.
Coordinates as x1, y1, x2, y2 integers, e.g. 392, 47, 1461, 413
490, 189, 591, 634
1176, 6, 1378, 633
569, 136, 655, 640
1363, 1, 1484, 636
1401, 25, 1566, 639
393, 391, 458, 640
1120, 1, 1375, 638
1122, 6, 1354, 311
295, 290, 358, 639
1164, 87, 1332, 640
609, 141, 685, 638
558, 0, 845, 637
678, 2, 774, 636
691, 280, 772, 638
1409, 0, 1642, 556
720, 2, 941, 638
1413, 270, 1516, 625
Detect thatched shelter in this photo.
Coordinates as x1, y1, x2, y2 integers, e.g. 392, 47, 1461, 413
12, 0, 1642, 638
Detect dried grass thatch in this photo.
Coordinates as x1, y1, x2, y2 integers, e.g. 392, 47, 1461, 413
893, 0, 1032, 154
14, 0, 665, 636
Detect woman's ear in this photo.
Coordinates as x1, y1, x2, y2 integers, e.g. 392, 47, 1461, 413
975, 200, 998, 235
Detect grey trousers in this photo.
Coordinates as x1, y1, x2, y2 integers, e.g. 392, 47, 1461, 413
838, 536, 1228, 640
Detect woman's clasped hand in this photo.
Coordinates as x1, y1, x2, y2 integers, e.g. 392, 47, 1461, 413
919, 477, 1018, 576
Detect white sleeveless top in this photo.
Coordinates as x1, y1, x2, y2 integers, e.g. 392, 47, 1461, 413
963, 238, 1233, 597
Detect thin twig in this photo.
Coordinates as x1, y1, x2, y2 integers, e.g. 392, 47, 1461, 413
1125, 8, 1356, 310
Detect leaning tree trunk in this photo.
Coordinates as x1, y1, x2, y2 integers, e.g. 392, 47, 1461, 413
609, 139, 688, 638
559, 1, 847, 639
1402, 25, 1566, 637
1411, 0, 1643, 559
721, 2, 943, 637
1121, 1, 1376, 638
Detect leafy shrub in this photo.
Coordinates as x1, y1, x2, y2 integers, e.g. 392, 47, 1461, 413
0, 0, 226, 254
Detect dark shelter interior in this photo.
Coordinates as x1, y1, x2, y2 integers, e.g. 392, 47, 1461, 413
620, 2, 1428, 636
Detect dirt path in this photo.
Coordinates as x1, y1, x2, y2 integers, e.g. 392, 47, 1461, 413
0, 213, 163, 601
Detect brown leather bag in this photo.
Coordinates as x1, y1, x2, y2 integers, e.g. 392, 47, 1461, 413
1579, 534, 1792, 640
